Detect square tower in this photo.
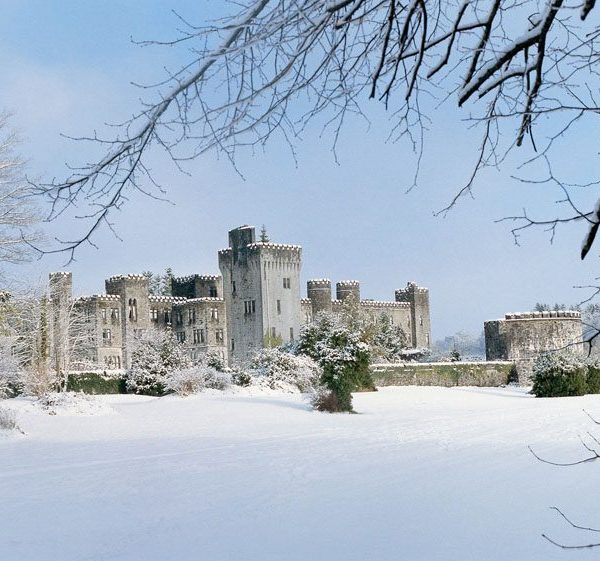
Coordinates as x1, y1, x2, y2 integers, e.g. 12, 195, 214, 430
218, 225, 302, 363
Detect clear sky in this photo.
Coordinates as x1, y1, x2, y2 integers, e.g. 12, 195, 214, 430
0, 1, 596, 339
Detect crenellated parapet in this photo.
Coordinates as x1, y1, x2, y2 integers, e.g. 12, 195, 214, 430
504, 311, 581, 320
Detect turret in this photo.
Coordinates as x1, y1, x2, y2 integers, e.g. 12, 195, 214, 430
395, 281, 431, 349
336, 280, 360, 303
307, 279, 332, 315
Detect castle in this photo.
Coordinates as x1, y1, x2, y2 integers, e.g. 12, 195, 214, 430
57, 225, 431, 369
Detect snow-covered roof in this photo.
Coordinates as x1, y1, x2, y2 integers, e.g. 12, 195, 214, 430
172, 297, 224, 306
172, 274, 221, 283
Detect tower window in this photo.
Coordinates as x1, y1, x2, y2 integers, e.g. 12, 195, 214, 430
232, 281, 236, 294
211, 308, 219, 321
244, 300, 256, 315
150, 309, 159, 322
277, 300, 281, 314
128, 298, 137, 321
111, 308, 120, 322
176, 331, 186, 343
419, 315, 423, 326
216, 328, 224, 343
209, 286, 218, 298
102, 329, 112, 343
283, 278, 291, 289
289, 327, 294, 341
101, 308, 107, 322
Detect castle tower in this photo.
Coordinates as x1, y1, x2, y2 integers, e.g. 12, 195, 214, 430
395, 281, 431, 349
307, 279, 332, 315
336, 280, 360, 303
219, 225, 302, 363
48, 272, 73, 377
105, 274, 151, 368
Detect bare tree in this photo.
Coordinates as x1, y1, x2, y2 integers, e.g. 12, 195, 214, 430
0, 112, 42, 265
35, 1, 600, 259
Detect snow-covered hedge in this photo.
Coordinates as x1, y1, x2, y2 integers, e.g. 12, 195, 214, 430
531, 353, 588, 397
249, 348, 321, 392
164, 365, 232, 396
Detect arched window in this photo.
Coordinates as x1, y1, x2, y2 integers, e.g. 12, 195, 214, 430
128, 298, 138, 321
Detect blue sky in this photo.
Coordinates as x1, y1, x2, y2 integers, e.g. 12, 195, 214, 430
0, 1, 596, 339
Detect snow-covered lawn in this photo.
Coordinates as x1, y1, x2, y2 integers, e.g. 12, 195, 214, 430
2, 386, 600, 561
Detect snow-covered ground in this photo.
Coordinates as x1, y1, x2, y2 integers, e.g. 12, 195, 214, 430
2, 386, 600, 561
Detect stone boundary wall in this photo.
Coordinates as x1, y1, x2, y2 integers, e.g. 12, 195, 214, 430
371, 361, 514, 388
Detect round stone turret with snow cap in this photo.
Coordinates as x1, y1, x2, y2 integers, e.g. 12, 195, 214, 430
336, 280, 360, 302
307, 279, 332, 314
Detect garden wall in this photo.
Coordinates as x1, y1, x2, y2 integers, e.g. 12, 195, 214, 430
371, 361, 514, 388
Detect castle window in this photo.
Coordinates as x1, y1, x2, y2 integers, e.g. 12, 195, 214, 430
128, 298, 137, 322
244, 300, 256, 315
188, 308, 196, 324
116, 356, 121, 368
111, 308, 120, 322
164, 310, 170, 324
193, 329, 200, 344
419, 315, 423, 326
232, 281, 236, 294
231, 338, 234, 351
209, 286, 218, 297
176, 310, 183, 326
283, 278, 291, 289
176, 331, 186, 343
150, 309, 159, 322
101, 308, 107, 322
211, 308, 219, 321
277, 300, 281, 315
216, 328, 224, 343
289, 327, 294, 341
102, 329, 112, 343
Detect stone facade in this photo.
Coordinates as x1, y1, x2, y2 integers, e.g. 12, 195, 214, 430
51, 224, 431, 368
484, 311, 583, 382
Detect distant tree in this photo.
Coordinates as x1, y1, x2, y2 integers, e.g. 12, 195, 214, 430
259, 225, 270, 243
141, 268, 174, 296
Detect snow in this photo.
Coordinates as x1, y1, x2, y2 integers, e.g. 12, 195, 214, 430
3, 386, 600, 560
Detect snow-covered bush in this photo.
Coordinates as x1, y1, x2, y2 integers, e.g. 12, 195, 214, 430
585, 358, 600, 394
531, 353, 587, 397
0, 406, 18, 431
126, 329, 192, 396
0, 338, 22, 398
297, 313, 371, 412
370, 313, 409, 362
249, 348, 321, 392
164, 364, 232, 396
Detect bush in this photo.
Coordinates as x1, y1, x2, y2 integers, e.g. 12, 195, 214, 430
311, 386, 348, 413
164, 365, 232, 396
231, 369, 252, 387
0, 406, 18, 431
531, 353, 588, 397
249, 348, 321, 392
586, 360, 600, 394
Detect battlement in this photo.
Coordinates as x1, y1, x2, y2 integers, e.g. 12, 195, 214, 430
107, 274, 148, 283
247, 242, 302, 252
360, 300, 410, 309
149, 295, 188, 304
337, 280, 360, 287
77, 294, 121, 303
172, 297, 224, 305
395, 281, 429, 298
504, 311, 581, 320
172, 274, 221, 283
49, 271, 72, 278
300, 298, 312, 305
307, 279, 331, 287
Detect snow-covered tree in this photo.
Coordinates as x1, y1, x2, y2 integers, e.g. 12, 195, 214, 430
126, 328, 191, 395
297, 313, 371, 412
370, 313, 409, 362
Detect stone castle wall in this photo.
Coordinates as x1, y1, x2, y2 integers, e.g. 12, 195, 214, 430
484, 311, 583, 382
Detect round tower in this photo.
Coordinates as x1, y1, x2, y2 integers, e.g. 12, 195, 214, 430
307, 279, 332, 315
336, 280, 360, 303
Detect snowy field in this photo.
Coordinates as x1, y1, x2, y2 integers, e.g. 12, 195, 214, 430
3, 386, 600, 561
